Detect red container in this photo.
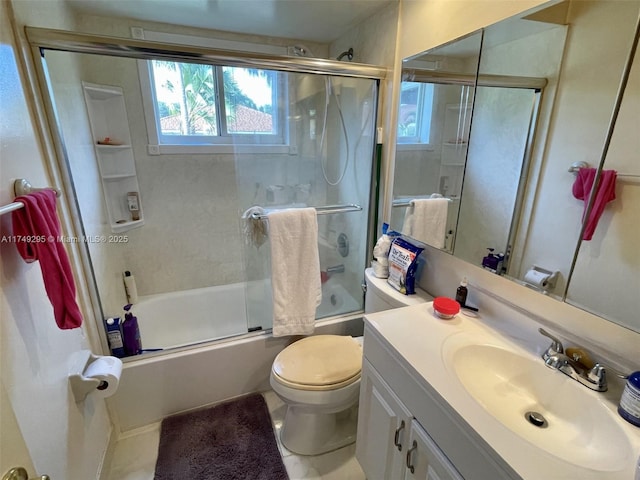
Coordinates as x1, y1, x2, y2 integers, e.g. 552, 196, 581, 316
433, 297, 460, 319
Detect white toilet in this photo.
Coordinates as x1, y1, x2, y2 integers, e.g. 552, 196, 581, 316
364, 267, 434, 312
269, 268, 433, 455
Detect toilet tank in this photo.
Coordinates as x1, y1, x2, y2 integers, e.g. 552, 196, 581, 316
364, 268, 434, 313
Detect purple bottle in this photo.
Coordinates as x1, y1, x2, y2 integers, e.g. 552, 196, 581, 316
122, 304, 142, 356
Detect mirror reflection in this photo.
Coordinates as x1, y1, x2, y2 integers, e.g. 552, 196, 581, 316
391, 0, 640, 333
391, 31, 482, 251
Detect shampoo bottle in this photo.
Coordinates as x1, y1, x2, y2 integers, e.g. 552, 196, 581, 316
104, 317, 125, 358
123, 270, 138, 304
455, 278, 468, 306
122, 304, 142, 356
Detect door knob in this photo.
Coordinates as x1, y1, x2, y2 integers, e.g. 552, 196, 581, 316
2, 467, 49, 480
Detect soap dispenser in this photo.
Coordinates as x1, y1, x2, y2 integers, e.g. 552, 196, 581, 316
482, 248, 504, 274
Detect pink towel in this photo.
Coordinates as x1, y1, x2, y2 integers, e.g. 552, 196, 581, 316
12, 190, 83, 329
572, 168, 617, 241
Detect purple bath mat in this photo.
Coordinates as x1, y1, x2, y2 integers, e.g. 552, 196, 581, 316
154, 393, 289, 480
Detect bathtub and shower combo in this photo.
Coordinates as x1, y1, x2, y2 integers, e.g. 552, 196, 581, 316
31, 27, 385, 431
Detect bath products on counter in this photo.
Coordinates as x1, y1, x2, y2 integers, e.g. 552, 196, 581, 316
122, 304, 142, 356
618, 371, 640, 427
455, 278, 468, 306
387, 236, 424, 295
433, 297, 460, 319
104, 317, 125, 358
123, 270, 138, 304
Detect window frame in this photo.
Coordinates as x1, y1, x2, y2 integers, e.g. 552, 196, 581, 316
136, 31, 294, 155
396, 81, 435, 150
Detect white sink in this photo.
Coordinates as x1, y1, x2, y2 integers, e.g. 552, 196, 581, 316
444, 341, 633, 472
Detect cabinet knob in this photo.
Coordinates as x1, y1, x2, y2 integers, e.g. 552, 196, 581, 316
406, 440, 418, 474
394, 420, 406, 451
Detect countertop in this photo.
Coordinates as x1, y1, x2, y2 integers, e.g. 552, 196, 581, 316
364, 302, 640, 480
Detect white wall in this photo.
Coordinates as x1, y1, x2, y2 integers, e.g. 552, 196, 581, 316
0, 1, 112, 479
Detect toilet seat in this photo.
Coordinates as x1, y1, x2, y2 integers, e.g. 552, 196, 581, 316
272, 335, 362, 391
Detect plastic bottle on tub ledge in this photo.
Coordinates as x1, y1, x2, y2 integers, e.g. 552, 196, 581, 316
104, 317, 125, 358
122, 304, 142, 356
123, 270, 138, 304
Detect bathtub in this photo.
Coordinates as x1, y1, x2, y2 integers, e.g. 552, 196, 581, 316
111, 279, 364, 431
135, 283, 247, 350
134, 279, 362, 350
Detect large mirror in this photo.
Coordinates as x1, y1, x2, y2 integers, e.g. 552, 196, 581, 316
391, 0, 640, 333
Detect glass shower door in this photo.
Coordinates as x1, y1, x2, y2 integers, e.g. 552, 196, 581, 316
233, 70, 378, 332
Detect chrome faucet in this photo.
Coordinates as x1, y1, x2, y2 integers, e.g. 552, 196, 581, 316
538, 328, 628, 392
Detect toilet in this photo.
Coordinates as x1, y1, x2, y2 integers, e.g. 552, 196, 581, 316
269, 268, 433, 455
364, 267, 434, 312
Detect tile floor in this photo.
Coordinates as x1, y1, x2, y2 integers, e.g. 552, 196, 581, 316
106, 390, 366, 480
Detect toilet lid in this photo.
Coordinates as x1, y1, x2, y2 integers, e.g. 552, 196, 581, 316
273, 335, 362, 387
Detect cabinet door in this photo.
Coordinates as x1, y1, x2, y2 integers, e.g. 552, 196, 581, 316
356, 359, 412, 480
403, 419, 463, 480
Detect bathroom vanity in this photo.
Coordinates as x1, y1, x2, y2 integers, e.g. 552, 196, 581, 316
356, 303, 640, 480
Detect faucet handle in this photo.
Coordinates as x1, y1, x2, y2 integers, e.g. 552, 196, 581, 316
586, 363, 629, 392
538, 328, 564, 359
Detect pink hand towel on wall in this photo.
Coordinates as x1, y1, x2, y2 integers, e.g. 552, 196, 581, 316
12, 190, 83, 329
572, 168, 617, 241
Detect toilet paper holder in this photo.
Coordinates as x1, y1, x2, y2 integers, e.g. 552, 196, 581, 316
69, 350, 119, 403
523, 265, 559, 293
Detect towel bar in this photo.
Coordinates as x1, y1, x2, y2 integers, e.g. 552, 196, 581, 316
392, 197, 455, 208
567, 162, 639, 178
250, 203, 362, 220
0, 179, 61, 217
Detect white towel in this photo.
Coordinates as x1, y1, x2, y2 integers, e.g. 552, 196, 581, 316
402, 198, 449, 249
268, 208, 321, 336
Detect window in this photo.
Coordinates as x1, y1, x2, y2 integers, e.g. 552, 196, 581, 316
145, 60, 286, 149
397, 81, 434, 144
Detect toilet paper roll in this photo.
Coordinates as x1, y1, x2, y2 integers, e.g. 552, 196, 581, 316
371, 259, 389, 278
523, 269, 550, 288
83, 356, 123, 398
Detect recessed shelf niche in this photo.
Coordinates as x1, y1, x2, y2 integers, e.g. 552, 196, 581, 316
82, 82, 144, 233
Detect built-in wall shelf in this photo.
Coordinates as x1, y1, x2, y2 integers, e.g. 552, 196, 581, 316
441, 104, 471, 167
83, 81, 144, 233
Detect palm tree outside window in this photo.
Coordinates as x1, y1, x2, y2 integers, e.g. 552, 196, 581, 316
148, 60, 283, 145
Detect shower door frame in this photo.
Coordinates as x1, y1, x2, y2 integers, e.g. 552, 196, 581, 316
24, 26, 387, 357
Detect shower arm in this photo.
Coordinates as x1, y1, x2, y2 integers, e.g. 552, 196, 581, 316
337, 48, 354, 62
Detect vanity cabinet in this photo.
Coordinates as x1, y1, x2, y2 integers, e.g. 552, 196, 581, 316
82, 82, 144, 233
357, 359, 463, 480
356, 323, 517, 480
357, 359, 412, 479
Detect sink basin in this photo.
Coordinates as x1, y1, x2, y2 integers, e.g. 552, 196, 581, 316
446, 342, 633, 471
